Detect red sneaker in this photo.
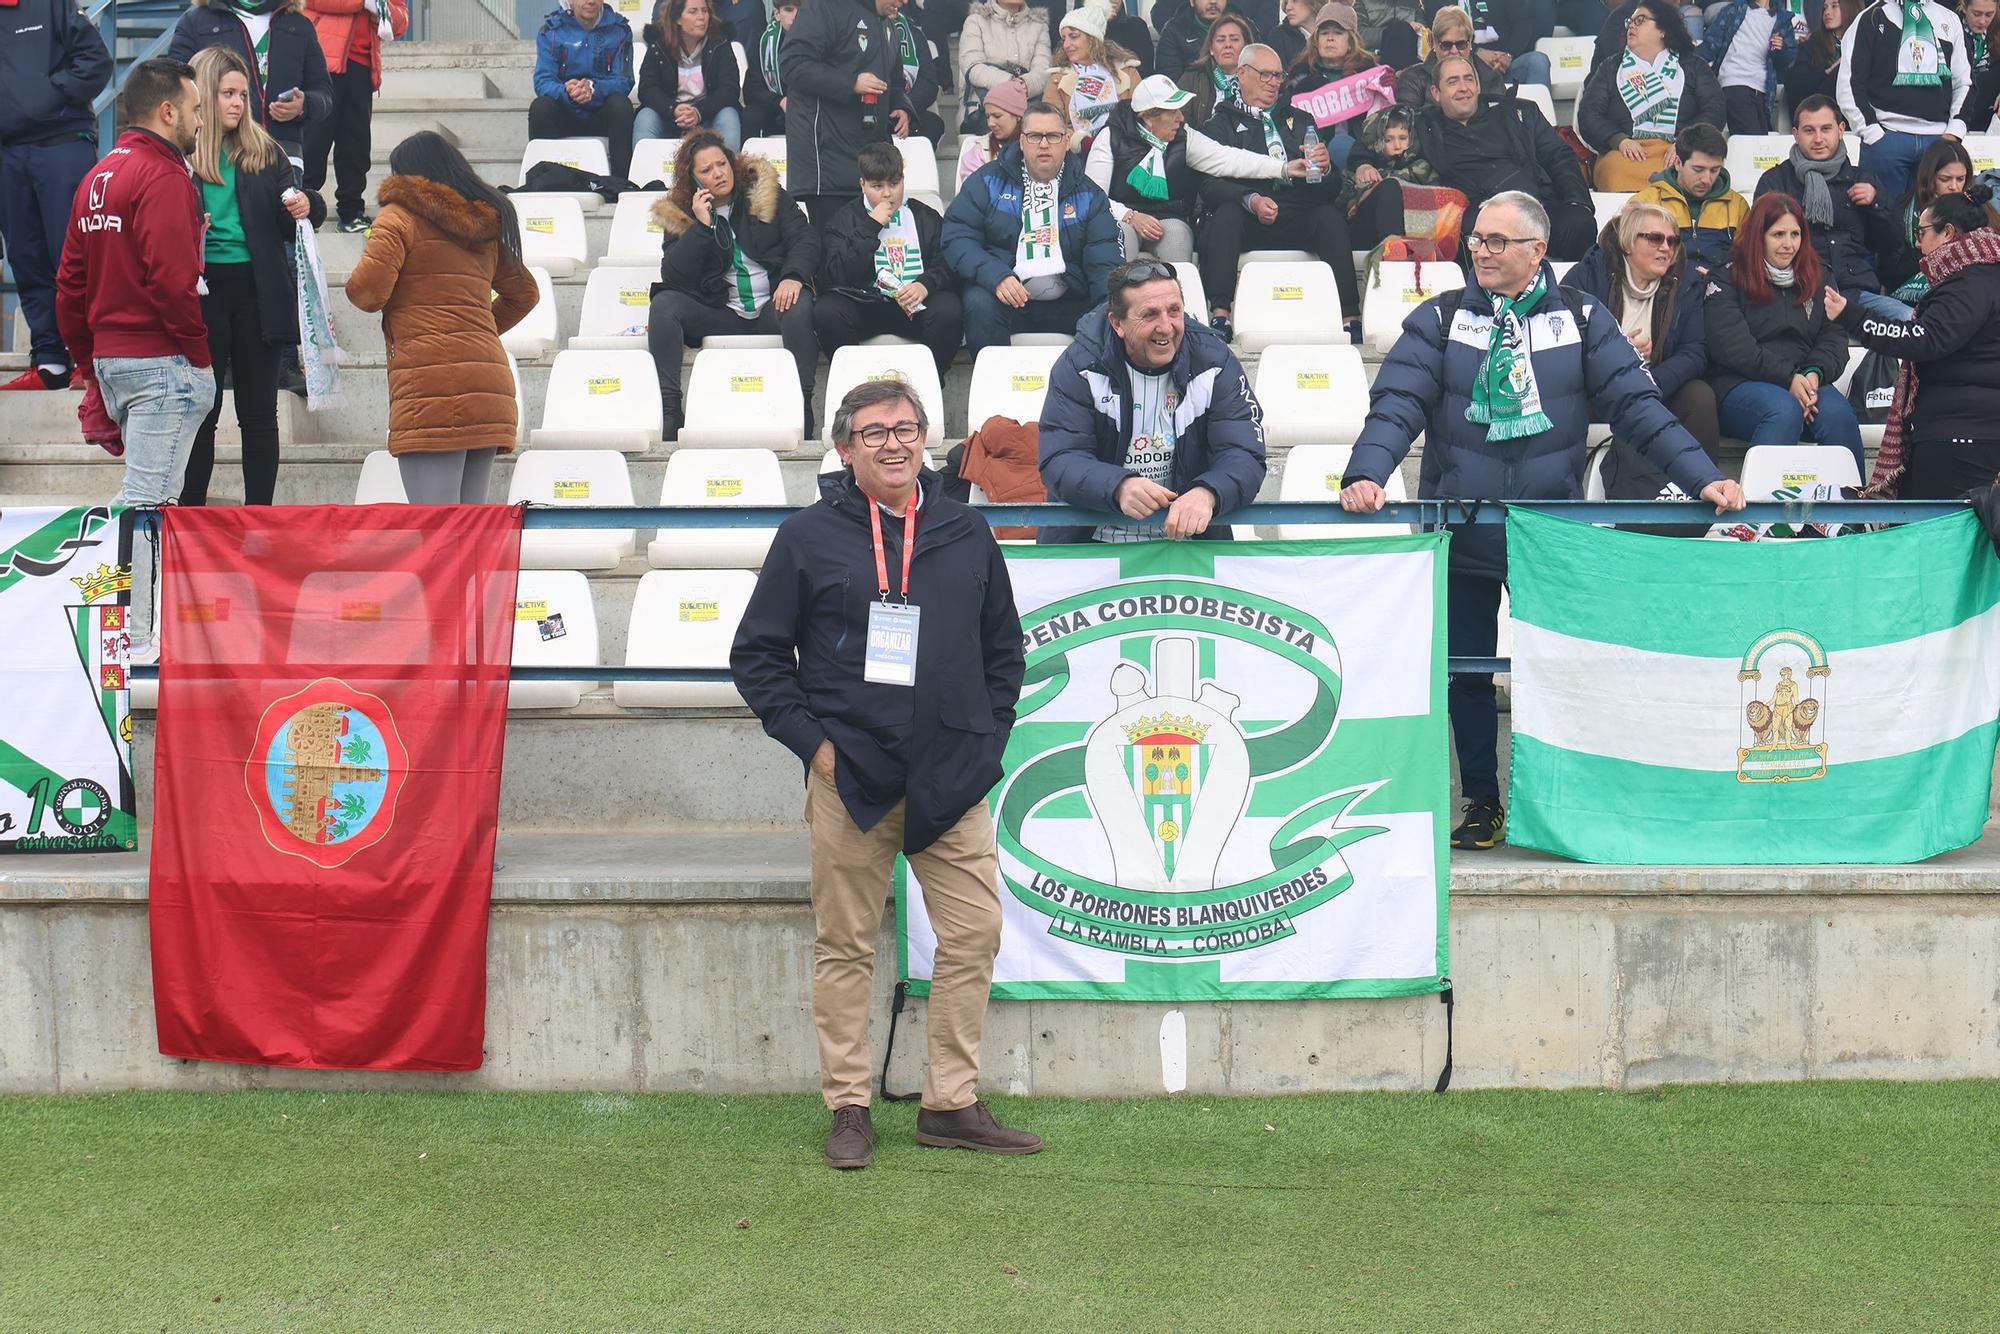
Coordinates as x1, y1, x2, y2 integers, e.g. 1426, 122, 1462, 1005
0, 367, 72, 391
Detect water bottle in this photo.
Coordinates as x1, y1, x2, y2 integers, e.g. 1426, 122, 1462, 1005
1301, 123, 1324, 185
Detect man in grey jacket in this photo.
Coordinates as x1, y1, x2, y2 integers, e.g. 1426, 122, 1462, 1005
781, 0, 915, 228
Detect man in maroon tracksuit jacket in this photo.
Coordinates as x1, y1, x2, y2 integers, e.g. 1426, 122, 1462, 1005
55, 57, 213, 508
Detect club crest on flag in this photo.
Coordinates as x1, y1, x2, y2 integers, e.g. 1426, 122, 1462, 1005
1738, 630, 1831, 783
246, 678, 410, 867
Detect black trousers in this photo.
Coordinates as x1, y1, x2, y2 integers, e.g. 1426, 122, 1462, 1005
527, 94, 636, 179
184, 263, 281, 507
1905, 438, 2000, 498
1348, 179, 1409, 250
303, 63, 375, 223
1549, 202, 1597, 261
1447, 571, 1505, 801
1722, 84, 1772, 136
646, 288, 819, 436
1198, 199, 1360, 321
812, 289, 964, 378
798, 193, 857, 235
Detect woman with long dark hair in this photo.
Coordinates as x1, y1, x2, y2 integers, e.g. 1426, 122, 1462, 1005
181, 47, 322, 507
1704, 192, 1861, 472
635, 0, 743, 150
1781, 0, 1857, 117
1578, 0, 1724, 190
1876, 138, 1980, 298
345, 131, 540, 504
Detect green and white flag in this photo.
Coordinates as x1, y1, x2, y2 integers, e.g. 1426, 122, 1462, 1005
1507, 509, 2000, 865
900, 536, 1450, 1002
0, 506, 138, 854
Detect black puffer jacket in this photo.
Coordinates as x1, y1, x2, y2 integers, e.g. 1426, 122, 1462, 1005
637, 27, 742, 127
819, 195, 952, 300
1701, 263, 1849, 403
168, 1, 331, 154
778, 0, 908, 196
1575, 48, 1726, 151
1836, 246, 2000, 442
651, 155, 821, 306
217, 154, 329, 344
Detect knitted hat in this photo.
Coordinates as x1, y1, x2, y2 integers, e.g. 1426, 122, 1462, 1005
984, 77, 1030, 118
1060, 5, 1108, 39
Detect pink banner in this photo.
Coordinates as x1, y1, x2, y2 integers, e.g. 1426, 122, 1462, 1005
1289, 64, 1398, 129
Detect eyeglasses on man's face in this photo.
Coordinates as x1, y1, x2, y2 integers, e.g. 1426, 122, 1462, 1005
1465, 233, 1541, 254
1240, 62, 1284, 79
853, 421, 925, 448
1021, 129, 1068, 145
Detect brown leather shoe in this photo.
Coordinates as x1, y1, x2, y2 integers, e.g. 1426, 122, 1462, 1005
915, 1100, 1043, 1155
824, 1105, 874, 1169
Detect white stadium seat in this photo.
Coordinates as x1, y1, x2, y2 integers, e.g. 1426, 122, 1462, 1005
629, 136, 680, 188
820, 344, 947, 448
1234, 260, 1343, 353
134, 573, 264, 710
530, 349, 663, 452
508, 449, 637, 570
569, 265, 659, 350
1009, 333, 1073, 346
354, 449, 408, 503
909, 190, 946, 215
508, 352, 528, 445
1550, 260, 1575, 283
1515, 83, 1556, 126
741, 135, 789, 184
511, 193, 590, 277
732, 40, 748, 85
1963, 134, 2000, 174
1253, 344, 1370, 448
1273, 444, 1410, 539
602, 190, 669, 267
508, 570, 602, 710
1722, 133, 1790, 191
897, 137, 941, 196
1362, 258, 1466, 356
1583, 444, 1609, 500
1171, 260, 1208, 324
500, 266, 559, 360
677, 347, 807, 449
289, 571, 427, 665
1739, 445, 1862, 499
966, 343, 1063, 430
1534, 36, 1594, 100
518, 137, 611, 211
615, 569, 759, 708
1236, 247, 1314, 269
1591, 191, 1632, 232
647, 448, 785, 568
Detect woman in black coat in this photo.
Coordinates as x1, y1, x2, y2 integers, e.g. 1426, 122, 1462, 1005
168, 0, 331, 158
644, 131, 820, 441
1826, 194, 2000, 497
182, 47, 326, 507
1576, 0, 1724, 191
635, 0, 744, 150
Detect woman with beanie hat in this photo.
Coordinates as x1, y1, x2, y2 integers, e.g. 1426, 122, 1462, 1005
959, 77, 1030, 183
1044, 4, 1142, 148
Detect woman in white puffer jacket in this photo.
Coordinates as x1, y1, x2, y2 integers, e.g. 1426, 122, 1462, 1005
957, 0, 1053, 102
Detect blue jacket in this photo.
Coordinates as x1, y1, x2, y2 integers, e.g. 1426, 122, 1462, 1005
533, 5, 634, 114
0, 0, 111, 148
1699, 0, 1800, 114
940, 145, 1121, 305
1037, 303, 1269, 543
1562, 222, 1709, 401
1347, 266, 1723, 579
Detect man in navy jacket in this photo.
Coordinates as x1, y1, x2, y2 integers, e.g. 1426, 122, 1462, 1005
1037, 259, 1268, 543
1340, 191, 1743, 851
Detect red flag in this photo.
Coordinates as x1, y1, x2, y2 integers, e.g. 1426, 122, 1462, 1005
148, 505, 521, 1070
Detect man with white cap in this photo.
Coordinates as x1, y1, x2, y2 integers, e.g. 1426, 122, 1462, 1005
1086, 73, 1308, 264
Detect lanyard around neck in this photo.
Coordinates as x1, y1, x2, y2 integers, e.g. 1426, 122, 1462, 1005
866, 494, 918, 601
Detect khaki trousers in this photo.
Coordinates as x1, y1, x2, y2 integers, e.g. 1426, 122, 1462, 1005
804, 767, 1002, 1111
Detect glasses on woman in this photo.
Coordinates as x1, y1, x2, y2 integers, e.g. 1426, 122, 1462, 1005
1633, 230, 1682, 248
854, 421, 925, 448
1435, 36, 1472, 50
1625, 11, 1658, 26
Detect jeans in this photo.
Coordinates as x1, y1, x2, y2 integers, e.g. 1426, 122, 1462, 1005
1447, 571, 1505, 800
962, 286, 1092, 357
1508, 51, 1552, 88
98, 355, 216, 506
1854, 290, 1915, 321
398, 448, 498, 504
0, 136, 100, 370
1859, 129, 1934, 201
1718, 380, 1865, 475
633, 103, 742, 151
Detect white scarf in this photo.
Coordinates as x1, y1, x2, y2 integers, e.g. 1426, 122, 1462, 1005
873, 205, 925, 291
1615, 48, 1684, 139
1014, 176, 1066, 279
1069, 62, 1119, 132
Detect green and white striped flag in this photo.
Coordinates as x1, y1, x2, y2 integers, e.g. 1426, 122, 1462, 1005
1506, 509, 2000, 865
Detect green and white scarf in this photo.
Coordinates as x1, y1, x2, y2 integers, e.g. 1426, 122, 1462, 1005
759, 18, 784, 96
873, 206, 924, 291
1125, 123, 1173, 201
1614, 48, 1683, 140
1247, 104, 1287, 160
895, 16, 921, 91
1014, 176, 1066, 278
1974, 30, 1989, 69
1467, 272, 1553, 441
717, 207, 772, 318
1893, 0, 1946, 86
1211, 64, 1240, 107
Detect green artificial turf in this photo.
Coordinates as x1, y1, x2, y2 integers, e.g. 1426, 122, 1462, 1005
2, 1082, 1995, 1330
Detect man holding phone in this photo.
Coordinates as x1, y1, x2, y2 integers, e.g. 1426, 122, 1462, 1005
169, 0, 333, 164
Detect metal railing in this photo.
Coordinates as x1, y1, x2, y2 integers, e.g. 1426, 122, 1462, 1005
85, 0, 187, 150
127, 497, 1972, 684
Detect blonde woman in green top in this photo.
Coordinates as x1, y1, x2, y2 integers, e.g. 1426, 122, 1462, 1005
184, 46, 322, 506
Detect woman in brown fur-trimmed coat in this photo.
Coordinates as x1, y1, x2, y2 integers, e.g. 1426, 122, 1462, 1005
346, 132, 539, 503
646, 129, 821, 441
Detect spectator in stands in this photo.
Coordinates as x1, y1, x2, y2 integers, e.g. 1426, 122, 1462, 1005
345, 132, 537, 503
1347, 104, 1447, 244
1394, 7, 1509, 105
1459, 0, 1554, 89
1962, 0, 2000, 129
1202, 42, 1365, 339
943, 101, 1122, 353
169, 0, 333, 164
56, 58, 215, 511
783, 0, 911, 228
1274, 0, 1320, 66
743, 0, 797, 140
1633, 122, 1747, 274
636, 0, 743, 151
1699, 0, 1801, 134
646, 132, 820, 440
1756, 95, 1900, 296
1157, 0, 1232, 80
1877, 136, 1978, 297
1837, 0, 1971, 198
1565, 197, 1721, 468
958, 77, 1027, 182
182, 48, 323, 508
1044, 5, 1142, 147
1341, 189, 1740, 850
960, 0, 1054, 122
1280, 4, 1381, 167
1176, 10, 1258, 123
815, 142, 962, 374
0, 0, 111, 391
730, 376, 1037, 1173
1783, 0, 1856, 117
529, 0, 636, 180
1087, 73, 1306, 263
1704, 191, 1864, 472
1826, 191, 2000, 494
1578, 0, 1724, 190
1358, 0, 1426, 68
301, 0, 407, 234
1414, 55, 1597, 257
1037, 258, 1270, 540
713, 0, 767, 44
